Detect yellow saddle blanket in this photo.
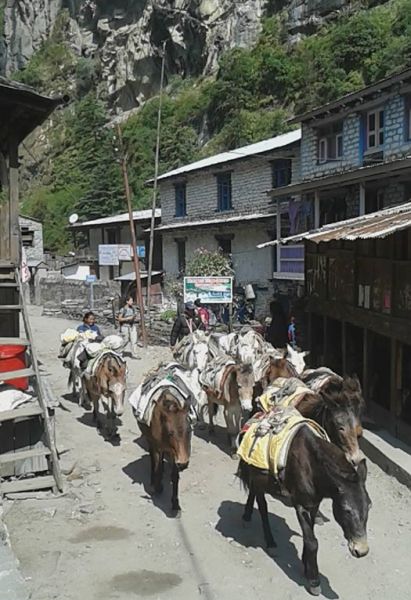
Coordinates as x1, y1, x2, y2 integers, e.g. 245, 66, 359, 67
258, 377, 316, 413
237, 408, 328, 478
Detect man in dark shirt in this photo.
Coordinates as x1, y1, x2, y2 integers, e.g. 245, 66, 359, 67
170, 302, 200, 348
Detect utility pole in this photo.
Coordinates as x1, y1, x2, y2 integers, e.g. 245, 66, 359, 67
116, 124, 147, 347
147, 40, 166, 320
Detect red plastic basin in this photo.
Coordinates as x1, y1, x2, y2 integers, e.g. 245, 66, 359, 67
0, 345, 28, 391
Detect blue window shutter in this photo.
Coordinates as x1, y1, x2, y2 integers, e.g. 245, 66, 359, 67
175, 184, 186, 217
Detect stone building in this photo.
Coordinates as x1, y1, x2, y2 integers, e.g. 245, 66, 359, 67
19, 215, 44, 265
156, 130, 302, 310
270, 67, 411, 231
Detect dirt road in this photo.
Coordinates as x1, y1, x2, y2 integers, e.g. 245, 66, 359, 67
3, 307, 411, 600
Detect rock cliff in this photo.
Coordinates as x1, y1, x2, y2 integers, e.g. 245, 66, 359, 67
0, 0, 388, 110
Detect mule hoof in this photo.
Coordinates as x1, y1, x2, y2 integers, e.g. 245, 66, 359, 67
306, 582, 321, 596
230, 452, 239, 460
266, 544, 277, 557
197, 422, 206, 431
171, 507, 182, 519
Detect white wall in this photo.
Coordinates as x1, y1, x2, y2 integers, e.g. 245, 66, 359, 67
62, 264, 90, 280
163, 222, 273, 285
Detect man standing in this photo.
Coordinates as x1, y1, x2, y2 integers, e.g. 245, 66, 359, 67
194, 298, 210, 331
170, 301, 200, 348
118, 295, 140, 359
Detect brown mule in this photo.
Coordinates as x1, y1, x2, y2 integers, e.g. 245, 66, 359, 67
203, 362, 254, 456
82, 353, 127, 440
238, 426, 371, 596
138, 390, 192, 516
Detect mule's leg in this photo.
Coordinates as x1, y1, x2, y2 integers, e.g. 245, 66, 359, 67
171, 463, 181, 515
223, 403, 241, 457
152, 450, 164, 495
256, 493, 276, 554
295, 505, 321, 596
208, 395, 215, 434
242, 490, 255, 527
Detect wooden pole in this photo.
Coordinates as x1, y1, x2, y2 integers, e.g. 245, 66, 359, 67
116, 124, 147, 348
147, 40, 166, 320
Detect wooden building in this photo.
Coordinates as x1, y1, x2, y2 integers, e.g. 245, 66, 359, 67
0, 77, 63, 336
264, 203, 411, 445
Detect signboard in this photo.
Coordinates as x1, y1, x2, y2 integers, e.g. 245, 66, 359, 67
184, 276, 233, 304
118, 244, 132, 261
137, 245, 146, 258
98, 244, 119, 266
86, 274, 97, 283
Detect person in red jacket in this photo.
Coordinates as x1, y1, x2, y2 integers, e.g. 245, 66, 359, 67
194, 298, 210, 331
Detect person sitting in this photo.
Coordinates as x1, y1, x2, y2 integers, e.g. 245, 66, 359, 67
77, 312, 103, 342
194, 298, 210, 331
170, 302, 200, 348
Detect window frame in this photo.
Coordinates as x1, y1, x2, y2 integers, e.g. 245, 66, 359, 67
216, 172, 233, 212
336, 133, 343, 159
272, 159, 292, 188
367, 108, 384, 150
318, 137, 328, 164
174, 182, 187, 218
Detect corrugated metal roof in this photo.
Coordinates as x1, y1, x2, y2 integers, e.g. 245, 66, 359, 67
115, 270, 162, 281
258, 201, 411, 248
154, 129, 301, 183
156, 211, 275, 232
71, 209, 161, 228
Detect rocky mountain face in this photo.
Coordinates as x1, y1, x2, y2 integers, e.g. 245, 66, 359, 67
0, 0, 384, 112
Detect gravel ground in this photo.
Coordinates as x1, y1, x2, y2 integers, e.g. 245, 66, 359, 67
2, 306, 411, 600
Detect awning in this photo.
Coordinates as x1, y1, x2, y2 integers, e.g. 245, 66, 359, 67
155, 212, 275, 232
114, 270, 162, 281
258, 200, 411, 247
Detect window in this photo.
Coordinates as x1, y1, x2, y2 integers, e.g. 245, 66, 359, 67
176, 239, 186, 273
216, 236, 233, 256
20, 227, 34, 247
217, 173, 232, 212
336, 133, 343, 158
174, 183, 186, 217
318, 138, 328, 164
272, 159, 292, 188
404, 97, 411, 141
367, 108, 384, 149
317, 122, 343, 163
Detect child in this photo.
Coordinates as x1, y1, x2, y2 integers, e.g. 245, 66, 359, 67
288, 316, 297, 349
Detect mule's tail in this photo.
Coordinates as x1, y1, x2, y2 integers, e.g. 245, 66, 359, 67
236, 458, 251, 492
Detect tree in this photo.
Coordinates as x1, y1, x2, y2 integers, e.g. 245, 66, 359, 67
186, 248, 234, 277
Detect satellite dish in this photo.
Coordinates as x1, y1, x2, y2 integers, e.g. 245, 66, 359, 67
69, 213, 79, 224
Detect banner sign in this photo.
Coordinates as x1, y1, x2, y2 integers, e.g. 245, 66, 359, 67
98, 244, 119, 266
183, 276, 233, 304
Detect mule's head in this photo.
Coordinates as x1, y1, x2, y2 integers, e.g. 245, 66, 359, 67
266, 354, 297, 384
235, 363, 255, 412
105, 356, 127, 416
323, 375, 365, 466
157, 393, 192, 470
286, 344, 309, 376
332, 458, 371, 558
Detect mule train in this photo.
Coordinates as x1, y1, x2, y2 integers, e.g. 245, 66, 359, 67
59, 323, 370, 593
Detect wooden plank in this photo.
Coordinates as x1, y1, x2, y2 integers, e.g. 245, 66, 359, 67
0, 367, 35, 382
0, 304, 22, 310
0, 404, 42, 422
0, 337, 30, 345
0, 475, 55, 494
0, 447, 50, 465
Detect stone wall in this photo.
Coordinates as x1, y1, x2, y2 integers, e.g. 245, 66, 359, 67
159, 152, 277, 225
39, 273, 121, 325
301, 115, 361, 181
19, 216, 44, 263
384, 95, 411, 159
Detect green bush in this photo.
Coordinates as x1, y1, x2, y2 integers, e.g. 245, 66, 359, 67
160, 309, 177, 322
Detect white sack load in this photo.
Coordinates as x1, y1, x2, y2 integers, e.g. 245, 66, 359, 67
102, 335, 125, 351
0, 389, 35, 412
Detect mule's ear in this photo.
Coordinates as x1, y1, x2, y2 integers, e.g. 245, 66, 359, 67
357, 458, 367, 482
302, 350, 310, 358
282, 348, 288, 359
